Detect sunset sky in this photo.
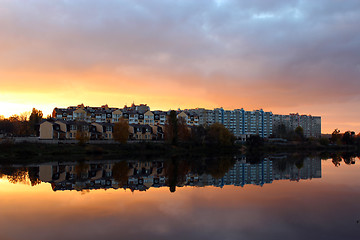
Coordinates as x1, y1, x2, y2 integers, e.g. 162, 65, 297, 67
1, 0, 360, 133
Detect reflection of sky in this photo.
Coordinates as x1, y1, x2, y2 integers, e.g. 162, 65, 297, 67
0, 160, 359, 240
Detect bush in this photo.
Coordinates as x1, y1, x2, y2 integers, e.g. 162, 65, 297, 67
319, 137, 329, 146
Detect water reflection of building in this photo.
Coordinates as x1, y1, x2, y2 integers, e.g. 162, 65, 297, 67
271, 157, 322, 181
39, 160, 166, 192
32, 156, 322, 192
186, 158, 273, 188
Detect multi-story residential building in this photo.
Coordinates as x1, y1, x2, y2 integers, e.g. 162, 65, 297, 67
40, 119, 162, 141
177, 111, 200, 126
191, 108, 215, 126
112, 109, 123, 123
129, 124, 153, 140
49, 103, 320, 140
187, 108, 273, 139
153, 111, 167, 125
92, 122, 114, 140
273, 113, 321, 138
123, 103, 150, 113
144, 111, 154, 125
210, 108, 273, 139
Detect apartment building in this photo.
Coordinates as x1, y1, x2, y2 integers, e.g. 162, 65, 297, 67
177, 111, 200, 126
48, 103, 320, 140
273, 113, 321, 138
193, 108, 273, 139
51, 104, 273, 140
40, 119, 162, 141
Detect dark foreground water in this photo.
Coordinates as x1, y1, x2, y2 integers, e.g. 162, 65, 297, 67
0, 155, 359, 240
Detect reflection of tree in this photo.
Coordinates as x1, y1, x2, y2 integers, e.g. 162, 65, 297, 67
28, 167, 41, 186
293, 154, 305, 170
246, 150, 263, 164
246, 135, 264, 153
272, 154, 306, 173
295, 160, 304, 169
112, 161, 129, 186
206, 156, 235, 179
75, 161, 89, 179
341, 152, 356, 165
5, 168, 28, 185
272, 158, 288, 173
331, 153, 342, 167
165, 156, 190, 193
0, 167, 41, 186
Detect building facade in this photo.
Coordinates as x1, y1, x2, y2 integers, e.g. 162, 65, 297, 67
273, 113, 321, 138
45, 103, 320, 140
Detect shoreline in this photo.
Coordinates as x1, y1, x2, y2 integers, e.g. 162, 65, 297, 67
0, 140, 359, 164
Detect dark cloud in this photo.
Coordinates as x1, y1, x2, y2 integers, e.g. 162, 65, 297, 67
1, 0, 360, 109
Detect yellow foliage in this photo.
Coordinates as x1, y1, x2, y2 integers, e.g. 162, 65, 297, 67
113, 118, 129, 143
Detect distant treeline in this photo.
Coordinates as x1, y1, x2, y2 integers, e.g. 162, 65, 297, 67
272, 124, 360, 146
0, 108, 43, 136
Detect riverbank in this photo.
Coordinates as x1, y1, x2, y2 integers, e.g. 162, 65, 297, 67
261, 141, 359, 153
0, 141, 238, 164
1, 139, 358, 164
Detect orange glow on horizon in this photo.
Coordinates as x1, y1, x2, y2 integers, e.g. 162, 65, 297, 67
0, 69, 358, 134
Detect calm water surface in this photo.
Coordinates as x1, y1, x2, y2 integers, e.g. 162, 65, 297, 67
0, 156, 359, 240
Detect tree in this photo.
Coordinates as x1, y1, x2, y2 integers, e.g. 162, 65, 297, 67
341, 131, 354, 145
75, 161, 89, 179
246, 135, 264, 147
246, 135, 264, 154
113, 118, 129, 143
164, 110, 178, 145
29, 108, 43, 136
319, 137, 329, 146
190, 125, 207, 145
207, 123, 235, 146
294, 126, 304, 141
178, 117, 190, 142
76, 123, 90, 145
8, 114, 27, 136
274, 123, 289, 138
331, 128, 341, 144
